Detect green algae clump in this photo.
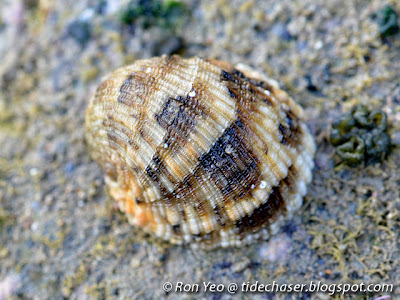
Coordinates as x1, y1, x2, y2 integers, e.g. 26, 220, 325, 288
375, 5, 399, 37
120, 0, 186, 32
330, 105, 391, 166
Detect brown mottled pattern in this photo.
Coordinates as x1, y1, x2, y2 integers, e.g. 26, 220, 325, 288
220, 68, 274, 106
146, 86, 210, 195
150, 115, 265, 231
234, 165, 300, 234
234, 185, 285, 234
196, 118, 261, 201
155, 93, 207, 152
221, 67, 304, 149
144, 65, 273, 232
147, 65, 296, 233
85, 55, 315, 248
233, 164, 300, 235
278, 110, 302, 147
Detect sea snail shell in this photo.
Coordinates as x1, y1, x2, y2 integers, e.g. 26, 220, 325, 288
85, 55, 315, 248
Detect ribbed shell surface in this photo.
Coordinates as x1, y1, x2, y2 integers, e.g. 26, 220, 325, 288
85, 55, 315, 248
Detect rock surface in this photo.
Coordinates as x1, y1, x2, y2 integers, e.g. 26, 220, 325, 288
0, 0, 399, 299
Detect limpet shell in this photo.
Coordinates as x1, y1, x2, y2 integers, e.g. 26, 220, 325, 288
85, 55, 315, 248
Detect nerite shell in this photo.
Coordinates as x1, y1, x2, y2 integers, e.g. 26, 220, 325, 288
85, 55, 315, 248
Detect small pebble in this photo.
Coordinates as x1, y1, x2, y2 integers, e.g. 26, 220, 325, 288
31, 222, 39, 232
64, 162, 75, 175
314, 40, 323, 50
231, 257, 251, 273
391, 131, 400, 146
258, 234, 291, 262
66, 20, 92, 46
29, 168, 39, 176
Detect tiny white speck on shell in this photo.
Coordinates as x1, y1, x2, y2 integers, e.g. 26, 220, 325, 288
225, 144, 233, 154
188, 90, 196, 97
260, 181, 267, 189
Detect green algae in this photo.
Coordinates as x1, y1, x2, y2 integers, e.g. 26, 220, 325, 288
375, 5, 399, 37
331, 105, 392, 166
120, 0, 187, 32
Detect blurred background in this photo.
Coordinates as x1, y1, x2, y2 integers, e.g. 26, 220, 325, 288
0, 0, 399, 299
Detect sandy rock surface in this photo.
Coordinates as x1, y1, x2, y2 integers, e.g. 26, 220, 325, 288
0, 0, 399, 299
